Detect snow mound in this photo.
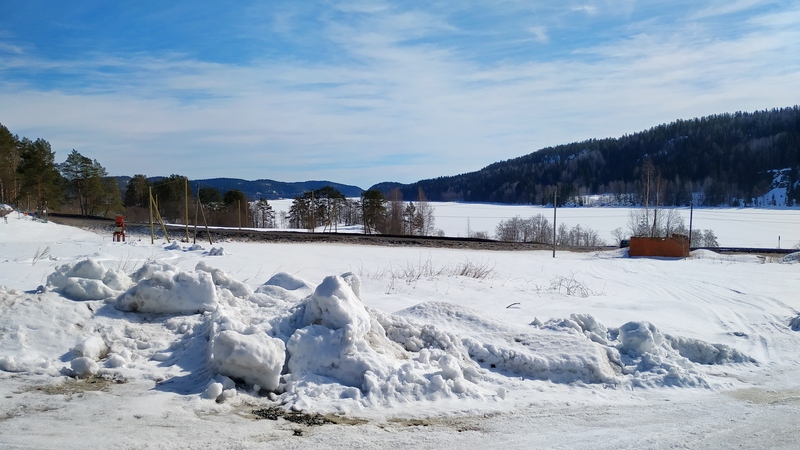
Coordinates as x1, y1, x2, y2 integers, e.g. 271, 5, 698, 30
251, 272, 314, 306
535, 314, 754, 388
164, 241, 182, 251
116, 262, 218, 314
789, 316, 800, 331
393, 304, 618, 385
263, 272, 313, 292
783, 252, 800, 264
46, 259, 133, 301
208, 247, 225, 256
196, 261, 253, 298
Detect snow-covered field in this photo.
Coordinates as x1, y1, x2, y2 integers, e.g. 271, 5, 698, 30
1, 208, 800, 449
270, 200, 800, 248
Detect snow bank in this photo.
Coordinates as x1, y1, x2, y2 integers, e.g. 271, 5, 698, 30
46, 259, 133, 301
392, 304, 618, 385
783, 252, 800, 264
4, 255, 760, 413
116, 262, 217, 314
535, 313, 754, 388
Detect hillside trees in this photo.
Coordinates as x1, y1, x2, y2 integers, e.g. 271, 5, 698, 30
361, 189, 386, 234
152, 175, 189, 222
16, 138, 63, 211
0, 124, 20, 204
124, 174, 151, 208
376, 107, 800, 206
253, 198, 276, 228
60, 149, 122, 216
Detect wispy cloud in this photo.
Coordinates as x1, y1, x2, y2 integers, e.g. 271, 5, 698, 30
0, 1, 798, 187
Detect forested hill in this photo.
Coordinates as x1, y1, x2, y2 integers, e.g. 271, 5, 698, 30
115, 177, 363, 200
371, 107, 800, 206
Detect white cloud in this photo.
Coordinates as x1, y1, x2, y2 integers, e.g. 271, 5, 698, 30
528, 26, 549, 43
690, 0, 774, 20
1, 3, 799, 187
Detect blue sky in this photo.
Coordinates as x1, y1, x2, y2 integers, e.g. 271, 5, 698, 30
1, 1, 799, 188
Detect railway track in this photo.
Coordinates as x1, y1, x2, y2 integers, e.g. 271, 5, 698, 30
46, 212, 795, 255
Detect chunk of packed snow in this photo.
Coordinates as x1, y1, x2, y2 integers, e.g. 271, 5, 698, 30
70, 357, 99, 378
212, 330, 285, 391
72, 336, 108, 360
202, 382, 223, 400
196, 261, 253, 298
116, 263, 217, 314
208, 247, 225, 256
46, 259, 132, 300
299, 275, 371, 340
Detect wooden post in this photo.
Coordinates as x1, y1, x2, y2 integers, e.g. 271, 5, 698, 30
185, 178, 190, 243
149, 187, 155, 244
197, 198, 213, 245
149, 189, 171, 243
193, 184, 200, 244
552, 187, 557, 258
688, 202, 694, 248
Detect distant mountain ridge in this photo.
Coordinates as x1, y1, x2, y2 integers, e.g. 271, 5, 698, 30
369, 106, 800, 207
115, 176, 363, 200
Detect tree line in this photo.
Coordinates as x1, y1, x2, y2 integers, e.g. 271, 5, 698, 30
374, 107, 800, 207
1, 124, 123, 216
1, 122, 438, 235
287, 187, 437, 236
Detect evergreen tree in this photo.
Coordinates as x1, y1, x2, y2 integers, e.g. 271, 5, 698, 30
124, 174, 151, 208
16, 138, 62, 211
361, 189, 386, 234
0, 124, 20, 205
60, 149, 113, 215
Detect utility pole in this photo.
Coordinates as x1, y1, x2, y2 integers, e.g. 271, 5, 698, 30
688, 202, 694, 248
185, 179, 190, 243
193, 184, 200, 244
311, 190, 315, 233
149, 186, 155, 244
552, 187, 557, 258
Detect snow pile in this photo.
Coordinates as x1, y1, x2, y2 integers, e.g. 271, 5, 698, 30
46, 259, 133, 301
783, 252, 800, 264
389, 303, 618, 385
789, 316, 800, 331
116, 262, 217, 314
534, 313, 753, 388
206, 273, 496, 410
196, 260, 253, 298
2, 255, 759, 413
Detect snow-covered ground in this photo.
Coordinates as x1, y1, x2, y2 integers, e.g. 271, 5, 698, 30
1, 209, 800, 449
